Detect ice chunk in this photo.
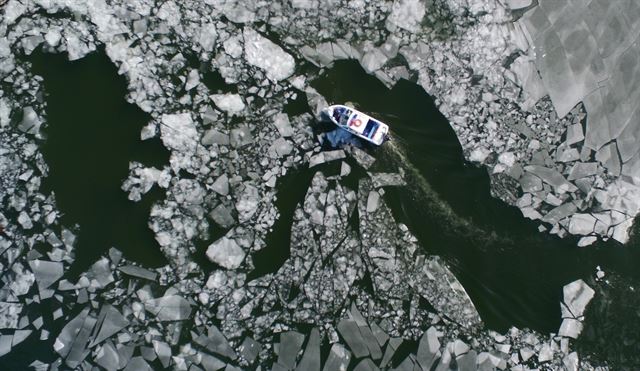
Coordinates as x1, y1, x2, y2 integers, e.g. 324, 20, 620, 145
355, 325, 382, 361
223, 35, 243, 58
566, 124, 585, 146
17, 211, 32, 229
568, 214, 596, 235
295, 328, 320, 371
206, 236, 246, 269
348, 146, 376, 169
458, 350, 478, 369
562, 279, 595, 318
28, 259, 63, 291
160, 113, 197, 151
117, 345, 134, 369
193, 325, 237, 359
0, 98, 10, 128
323, 344, 351, 371
567, 162, 598, 180
505, 0, 532, 10
127, 175, 165, 206
469, 146, 491, 163
144, 295, 192, 321
18, 107, 42, 135
353, 359, 377, 371
235, 183, 259, 222
524, 165, 578, 193
219, 1, 255, 23
202, 129, 230, 146
123, 357, 152, 371
96, 341, 120, 371
291, 0, 317, 8
453, 340, 470, 356
498, 152, 516, 167
558, 318, 583, 339
243, 28, 295, 81
200, 353, 226, 370
387, 0, 425, 33
612, 218, 633, 244
366, 191, 380, 213
22, 35, 44, 55
341, 162, 351, 177
337, 319, 369, 358
0, 335, 12, 357
209, 204, 235, 229
519, 173, 543, 193
538, 343, 553, 363
87, 257, 115, 288
0, 302, 23, 329
370, 173, 405, 188
12, 329, 31, 347
212, 174, 230, 196
54, 307, 97, 368
309, 150, 346, 167
185, 69, 200, 91
230, 125, 254, 148
578, 236, 597, 247
542, 202, 577, 224
278, 331, 305, 369
44, 29, 61, 47
380, 338, 402, 369
595, 142, 621, 176
240, 337, 260, 364
416, 327, 440, 371
211, 93, 245, 115
90, 305, 129, 347
198, 23, 218, 52
118, 265, 157, 281
8, 262, 35, 297
153, 340, 172, 368
268, 137, 294, 158
360, 48, 388, 73
273, 113, 294, 137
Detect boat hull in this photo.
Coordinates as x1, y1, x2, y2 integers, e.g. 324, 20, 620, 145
325, 104, 390, 146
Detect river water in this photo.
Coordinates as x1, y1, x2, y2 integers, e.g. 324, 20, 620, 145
25, 49, 640, 367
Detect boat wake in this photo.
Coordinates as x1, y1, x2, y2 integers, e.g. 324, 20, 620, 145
378, 137, 514, 253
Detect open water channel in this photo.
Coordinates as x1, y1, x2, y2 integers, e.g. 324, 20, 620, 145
22, 48, 640, 368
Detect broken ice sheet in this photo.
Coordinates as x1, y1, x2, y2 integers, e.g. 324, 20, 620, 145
18, 107, 43, 135
87, 257, 115, 289
90, 304, 130, 347
54, 307, 97, 368
209, 203, 236, 229
28, 259, 63, 291
206, 235, 246, 269
118, 265, 158, 281
192, 325, 237, 360
160, 113, 198, 151
243, 28, 295, 81
0, 302, 23, 329
211, 93, 245, 115
235, 182, 260, 222
144, 294, 192, 321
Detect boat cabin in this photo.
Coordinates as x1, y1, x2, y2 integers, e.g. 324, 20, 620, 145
327, 105, 389, 146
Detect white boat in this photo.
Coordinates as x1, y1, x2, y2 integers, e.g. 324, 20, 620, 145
325, 104, 390, 146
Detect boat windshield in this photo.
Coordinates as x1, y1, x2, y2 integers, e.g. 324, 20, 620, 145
363, 119, 380, 139
332, 107, 352, 126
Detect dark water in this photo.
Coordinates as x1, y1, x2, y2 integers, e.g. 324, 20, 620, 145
29, 48, 170, 276
22, 48, 640, 368
311, 60, 640, 335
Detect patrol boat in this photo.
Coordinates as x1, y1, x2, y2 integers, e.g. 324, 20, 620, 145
325, 104, 390, 146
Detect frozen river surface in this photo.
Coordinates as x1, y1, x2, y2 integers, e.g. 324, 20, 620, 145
2, 0, 640, 370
